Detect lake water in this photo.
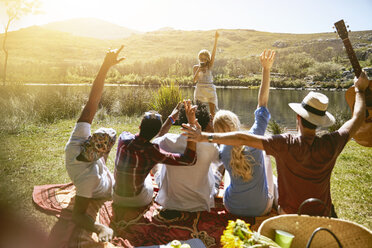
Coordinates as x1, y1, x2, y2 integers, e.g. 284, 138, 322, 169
184, 87, 350, 129
25, 84, 351, 129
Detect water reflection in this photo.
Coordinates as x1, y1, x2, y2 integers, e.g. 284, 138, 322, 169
182, 88, 350, 129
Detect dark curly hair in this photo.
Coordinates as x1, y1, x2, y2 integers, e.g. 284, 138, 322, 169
179, 100, 210, 131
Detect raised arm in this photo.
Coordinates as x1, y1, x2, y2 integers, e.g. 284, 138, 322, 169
157, 102, 182, 137
339, 71, 369, 139
77, 45, 125, 124
184, 99, 197, 152
181, 122, 265, 150
257, 49, 275, 108
209, 31, 219, 68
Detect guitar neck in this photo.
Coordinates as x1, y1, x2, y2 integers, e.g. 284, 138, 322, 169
342, 37, 362, 78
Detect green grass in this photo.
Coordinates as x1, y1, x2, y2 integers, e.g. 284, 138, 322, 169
0, 117, 371, 234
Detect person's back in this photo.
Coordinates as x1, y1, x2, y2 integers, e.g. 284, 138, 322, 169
114, 103, 198, 208
264, 129, 349, 215
154, 134, 220, 211
153, 102, 221, 212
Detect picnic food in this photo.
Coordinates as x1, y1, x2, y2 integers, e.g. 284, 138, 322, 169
168, 240, 191, 248
221, 219, 281, 248
170, 240, 182, 248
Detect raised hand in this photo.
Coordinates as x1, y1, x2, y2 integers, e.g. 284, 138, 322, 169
170, 101, 182, 121
181, 122, 203, 142
103, 45, 125, 68
215, 30, 220, 39
259, 49, 276, 70
184, 99, 197, 125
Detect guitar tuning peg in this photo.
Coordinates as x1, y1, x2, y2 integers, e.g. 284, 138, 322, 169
332, 26, 335, 29
349, 29, 351, 32
347, 25, 349, 28
334, 31, 337, 33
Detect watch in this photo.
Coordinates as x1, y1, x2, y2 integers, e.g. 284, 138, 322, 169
208, 135, 213, 143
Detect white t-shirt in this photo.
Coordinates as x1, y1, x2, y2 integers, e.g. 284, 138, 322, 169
153, 133, 221, 212
65, 122, 114, 198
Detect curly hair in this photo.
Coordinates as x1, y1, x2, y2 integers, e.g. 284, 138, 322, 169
178, 100, 210, 131
213, 110, 256, 181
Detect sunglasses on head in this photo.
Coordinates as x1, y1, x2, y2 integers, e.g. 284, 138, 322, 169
144, 112, 162, 121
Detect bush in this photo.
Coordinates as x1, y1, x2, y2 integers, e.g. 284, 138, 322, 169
278, 53, 315, 78
267, 120, 286, 134
116, 88, 152, 116
328, 110, 350, 132
149, 82, 183, 121
308, 62, 342, 81
34, 89, 84, 123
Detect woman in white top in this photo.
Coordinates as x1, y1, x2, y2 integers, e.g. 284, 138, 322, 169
193, 31, 219, 117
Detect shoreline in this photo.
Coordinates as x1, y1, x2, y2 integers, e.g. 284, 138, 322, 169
19, 83, 348, 91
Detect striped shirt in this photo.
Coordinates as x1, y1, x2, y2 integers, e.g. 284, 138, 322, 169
114, 132, 197, 197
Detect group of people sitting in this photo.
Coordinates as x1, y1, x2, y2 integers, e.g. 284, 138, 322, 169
64, 43, 370, 243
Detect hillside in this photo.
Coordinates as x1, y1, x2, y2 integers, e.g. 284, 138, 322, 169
1, 24, 371, 83
4, 25, 372, 62
43, 18, 140, 40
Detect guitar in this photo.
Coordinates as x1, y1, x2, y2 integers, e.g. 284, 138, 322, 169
334, 19, 372, 147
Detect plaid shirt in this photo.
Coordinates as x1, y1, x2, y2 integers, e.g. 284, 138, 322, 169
114, 132, 197, 197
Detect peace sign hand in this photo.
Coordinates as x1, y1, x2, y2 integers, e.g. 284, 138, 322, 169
103, 45, 126, 67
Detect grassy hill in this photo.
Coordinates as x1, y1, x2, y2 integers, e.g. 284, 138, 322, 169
1, 23, 372, 84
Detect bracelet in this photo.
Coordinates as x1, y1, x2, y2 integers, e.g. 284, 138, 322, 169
208, 135, 214, 143
168, 115, 175, 124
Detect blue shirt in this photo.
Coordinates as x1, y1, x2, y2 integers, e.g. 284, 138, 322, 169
220, 107, 271, 216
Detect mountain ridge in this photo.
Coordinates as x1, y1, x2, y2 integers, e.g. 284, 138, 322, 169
42, 18, 141, 40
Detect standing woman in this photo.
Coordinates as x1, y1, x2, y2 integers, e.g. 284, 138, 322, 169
193, 30, 219, 118
213, 50, 276, 217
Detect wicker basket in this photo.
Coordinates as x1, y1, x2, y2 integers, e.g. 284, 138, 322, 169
258, 214, 372, 247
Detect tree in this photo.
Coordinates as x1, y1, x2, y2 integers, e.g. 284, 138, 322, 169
1, 0, 41, 85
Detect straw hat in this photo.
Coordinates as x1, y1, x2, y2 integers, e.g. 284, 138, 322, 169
289, 92, 335, 127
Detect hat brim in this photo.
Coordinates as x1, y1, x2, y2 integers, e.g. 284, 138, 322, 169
289, 103, 335, 127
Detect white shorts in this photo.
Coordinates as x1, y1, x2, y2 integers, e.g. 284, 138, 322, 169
113, 174, 153, 207
194, 83, 218, 107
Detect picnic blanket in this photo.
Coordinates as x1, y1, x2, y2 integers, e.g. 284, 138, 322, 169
33, 183, 276, 248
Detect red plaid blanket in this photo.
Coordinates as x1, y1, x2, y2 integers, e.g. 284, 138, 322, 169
33, 183, 275, 248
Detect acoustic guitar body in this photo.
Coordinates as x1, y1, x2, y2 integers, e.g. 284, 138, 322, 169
345, 85, 372, 147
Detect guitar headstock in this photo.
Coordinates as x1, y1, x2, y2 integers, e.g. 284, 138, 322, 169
334, 19, 349, 40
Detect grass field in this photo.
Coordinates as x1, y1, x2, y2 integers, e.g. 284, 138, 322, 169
0, 117, 371, 235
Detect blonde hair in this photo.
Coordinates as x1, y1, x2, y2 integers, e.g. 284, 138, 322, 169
198, 49, 211, 63
213, 110, 255, 181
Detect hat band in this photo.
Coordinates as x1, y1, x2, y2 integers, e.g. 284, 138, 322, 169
301, 102, 326, 116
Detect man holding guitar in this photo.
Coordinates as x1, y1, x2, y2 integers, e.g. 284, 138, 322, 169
334, 19, 372, 147
181, 72, 370, 217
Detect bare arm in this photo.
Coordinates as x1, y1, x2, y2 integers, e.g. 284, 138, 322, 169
157, 102, 182, 137
77, 45, 125, 124
184, 100, 197, 152
181, 123, 265, 150
193, 65, 200, 83
72, 196, 113, 242
258, 50, 276, 108
209, 31, 219, 68
339, 72, 369, 139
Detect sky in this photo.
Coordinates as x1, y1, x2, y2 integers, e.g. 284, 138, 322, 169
1, 0, 372, 34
